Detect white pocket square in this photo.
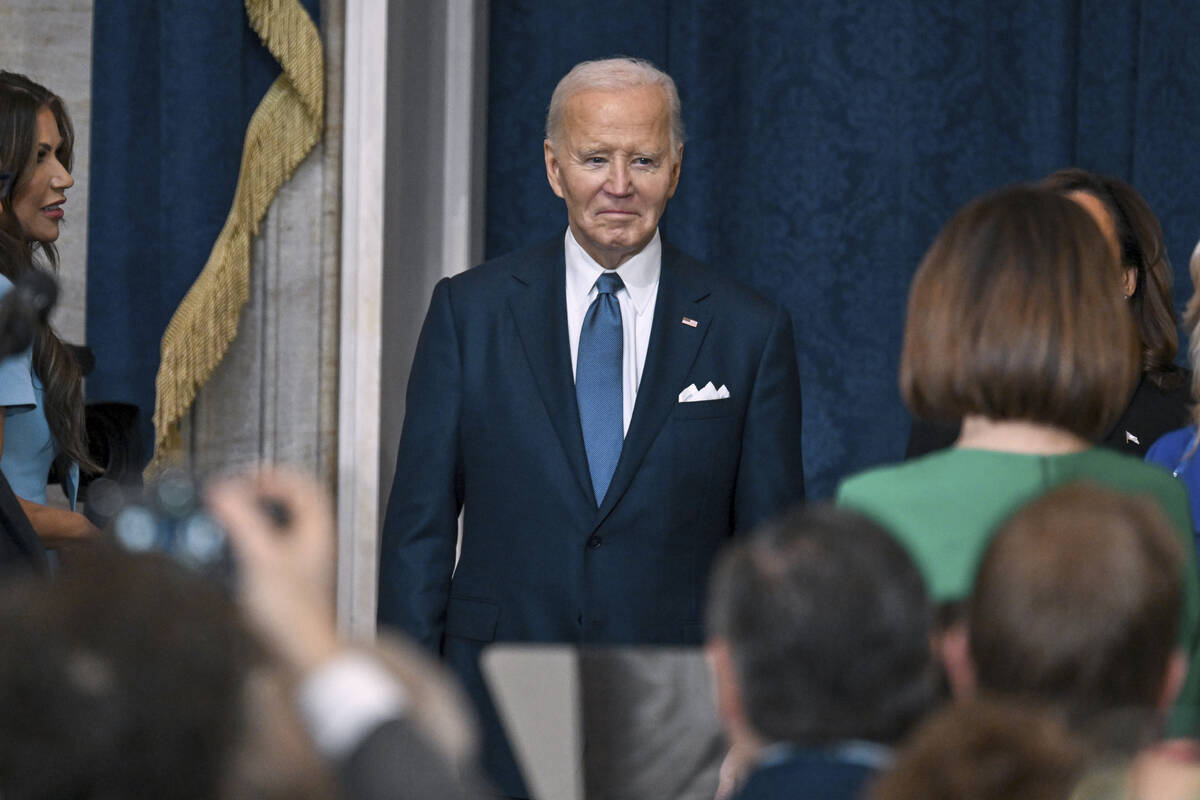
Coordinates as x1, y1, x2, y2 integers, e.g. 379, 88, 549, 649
678, 381, 730, 402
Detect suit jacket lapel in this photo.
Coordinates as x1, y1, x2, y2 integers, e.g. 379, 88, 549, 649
596, 245, 712, 523
507, 240, 595, 505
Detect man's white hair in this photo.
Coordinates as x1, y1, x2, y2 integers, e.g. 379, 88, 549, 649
545, 57, 685, 151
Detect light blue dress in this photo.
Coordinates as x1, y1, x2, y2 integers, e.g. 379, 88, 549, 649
0, 273, 77, 508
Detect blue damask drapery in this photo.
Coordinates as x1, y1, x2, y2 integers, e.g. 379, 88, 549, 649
485, 1, 1200, 499
87, 0, 319, 459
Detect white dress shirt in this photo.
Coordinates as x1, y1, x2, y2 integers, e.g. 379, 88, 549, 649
565, 228, 661, 436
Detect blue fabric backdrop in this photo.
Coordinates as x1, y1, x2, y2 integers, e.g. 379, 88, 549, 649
486, 0, 1200, 500
87, 0, 320, 458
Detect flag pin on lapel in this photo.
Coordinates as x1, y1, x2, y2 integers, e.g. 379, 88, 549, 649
1126, 431, 1140, 445
681, 317, 698, 328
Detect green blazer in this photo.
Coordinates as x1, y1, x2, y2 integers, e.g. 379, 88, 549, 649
838, 447, 1200, 735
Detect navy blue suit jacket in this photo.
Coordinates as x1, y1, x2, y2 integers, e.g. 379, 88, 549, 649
378, 236, 805, 795
731, 751, 877, 800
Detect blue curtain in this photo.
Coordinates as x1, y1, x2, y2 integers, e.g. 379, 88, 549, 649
87, 0, 319, 459
486, 0, 1200, 500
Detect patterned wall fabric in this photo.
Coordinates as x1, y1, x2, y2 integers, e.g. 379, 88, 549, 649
486, 1, 1200, 500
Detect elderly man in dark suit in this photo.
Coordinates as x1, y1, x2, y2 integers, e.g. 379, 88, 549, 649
377, 56, 805, 798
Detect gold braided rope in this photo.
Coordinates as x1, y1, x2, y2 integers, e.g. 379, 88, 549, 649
149, 0, 324, 472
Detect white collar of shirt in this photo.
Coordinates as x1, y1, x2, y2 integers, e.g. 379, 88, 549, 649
564, 227, 662, 436
564, 228, 661, 317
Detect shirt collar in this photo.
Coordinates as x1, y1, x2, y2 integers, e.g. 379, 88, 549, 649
757, 740, 894, 771
564, 227, 661, 316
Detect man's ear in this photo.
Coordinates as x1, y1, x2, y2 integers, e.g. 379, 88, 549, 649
544, 139, 565, 199
1158, 649, 1188, 715
666, 144, 683, 199
938, 623, 976, 699
706, 638, 745, 727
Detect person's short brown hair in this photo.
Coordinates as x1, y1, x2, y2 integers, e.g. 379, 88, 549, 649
969, 483, 1183, 719
900, 185, 1138, 440
870, 699, 1090, 800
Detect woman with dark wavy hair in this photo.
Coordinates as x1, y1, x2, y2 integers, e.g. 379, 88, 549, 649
907, 169, 1190, 458
1042, 168, 1188, 394
0, 71, 99, 545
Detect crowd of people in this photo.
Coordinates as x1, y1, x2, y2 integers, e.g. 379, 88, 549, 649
4, 55, 1200, 800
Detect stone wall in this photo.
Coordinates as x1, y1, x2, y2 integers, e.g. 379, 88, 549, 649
185, 0, 343, 489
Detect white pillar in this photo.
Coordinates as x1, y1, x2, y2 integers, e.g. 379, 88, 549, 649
340, 0, 489, 637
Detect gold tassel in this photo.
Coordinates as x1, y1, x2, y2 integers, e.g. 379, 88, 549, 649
148, 0, 324, 475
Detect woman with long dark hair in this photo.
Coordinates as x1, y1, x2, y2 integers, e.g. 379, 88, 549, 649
906, 169, 1190, 458
0, 71, 99, 545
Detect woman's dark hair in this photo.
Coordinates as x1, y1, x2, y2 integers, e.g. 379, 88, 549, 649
1041, 168, 1184, 392
0, 71, 97, 473
901, 185, 1137, 441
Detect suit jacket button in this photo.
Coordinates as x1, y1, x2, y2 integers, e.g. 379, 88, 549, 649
587, 535, 602, 550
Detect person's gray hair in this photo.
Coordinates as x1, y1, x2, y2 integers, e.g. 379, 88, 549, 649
706, 505, 938, 746
545, 57, 685, 151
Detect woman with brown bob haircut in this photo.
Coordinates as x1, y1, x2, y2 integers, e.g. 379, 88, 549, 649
901, 185, 1136, 440
907, 169, 1189, 458
837, 187, 1194, 667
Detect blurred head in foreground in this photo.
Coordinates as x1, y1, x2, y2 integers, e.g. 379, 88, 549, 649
870, 699, 1091, 800
706, 505, 938, 758
0, 548, 332, 799
941, 483, 1186, 743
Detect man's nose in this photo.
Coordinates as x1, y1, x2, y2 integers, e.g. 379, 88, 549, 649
604, 162, 632, 196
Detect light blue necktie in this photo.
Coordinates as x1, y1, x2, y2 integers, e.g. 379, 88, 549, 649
576, 272, 625, 505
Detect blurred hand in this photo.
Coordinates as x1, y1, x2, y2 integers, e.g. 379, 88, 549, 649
206, 467, 339, 675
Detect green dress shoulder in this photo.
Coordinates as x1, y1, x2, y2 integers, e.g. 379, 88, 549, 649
836, 447, 1200, 734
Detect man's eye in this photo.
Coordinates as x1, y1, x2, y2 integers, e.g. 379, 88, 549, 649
586, 156, 606, 165
634, 157, 655, 167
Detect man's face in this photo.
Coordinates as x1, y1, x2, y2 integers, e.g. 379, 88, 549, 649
544, 85, 682, 270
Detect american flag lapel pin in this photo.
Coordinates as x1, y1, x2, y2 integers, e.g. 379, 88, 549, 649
681, 316, 698, 328
1125, 431, 1140, 445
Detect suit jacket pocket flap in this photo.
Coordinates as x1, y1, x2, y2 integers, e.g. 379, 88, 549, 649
674, 398, 734, 420
445, 596, 500, 642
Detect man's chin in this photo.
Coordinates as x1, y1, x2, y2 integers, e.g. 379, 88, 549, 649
597, 232, 652, 253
